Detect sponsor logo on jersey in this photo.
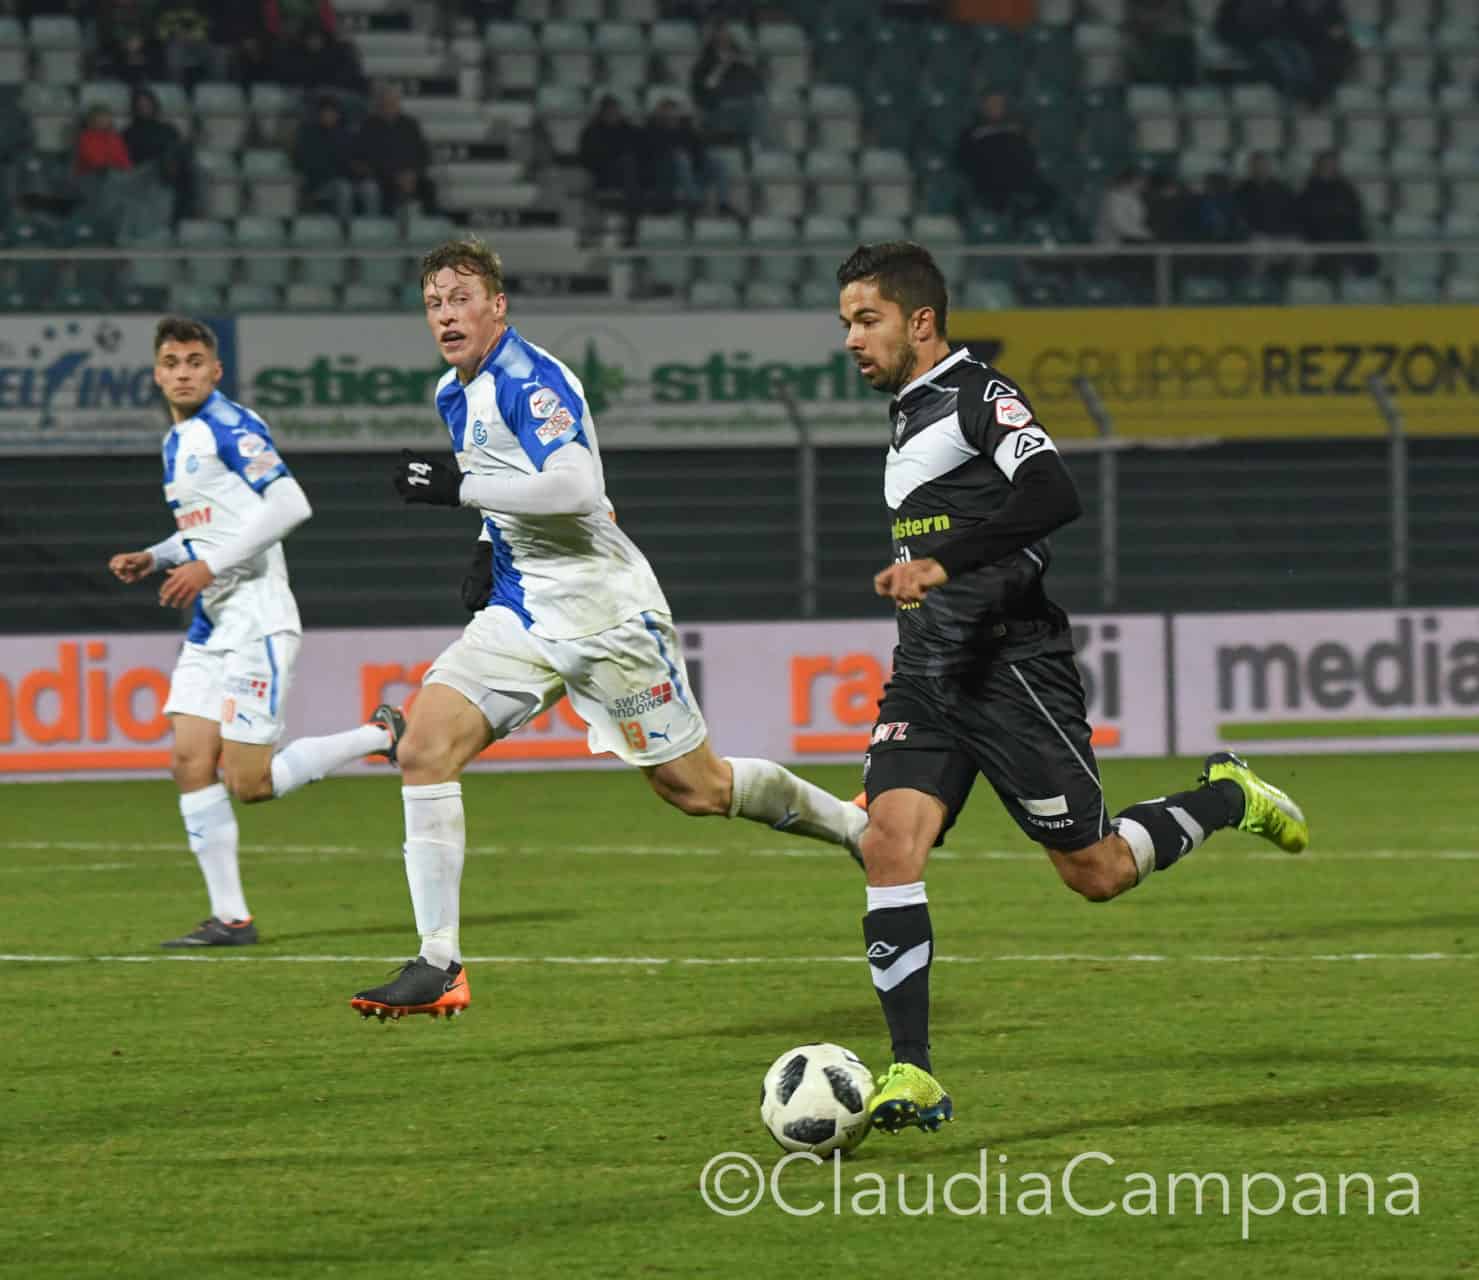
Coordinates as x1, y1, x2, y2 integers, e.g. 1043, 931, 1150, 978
891, 513, 952, 540
529, 388, 561, 419
175, 506, 212, 530
536, 406, 575, 443
982, 378, 1016, 401
1018, 793, 1069, 816
995, 396, 1033, 427
869, 720, 910, 744
244, 452, 280, 480
472, 419, 488, 446
236, 432, 267, 458
185, 454, 199, 473
609, 682, 674, 718
226, 675, 271, 700
893, 411, 907, 446
1013, 430, 1047, 459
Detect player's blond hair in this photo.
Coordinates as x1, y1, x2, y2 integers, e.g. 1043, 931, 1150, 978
153, 315, 219, 354
419, 238, 505, 299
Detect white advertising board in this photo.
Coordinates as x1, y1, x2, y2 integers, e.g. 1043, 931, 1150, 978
0, 615, 1167, 780
234, 312, 889, 450
1172, 608, 1479, 754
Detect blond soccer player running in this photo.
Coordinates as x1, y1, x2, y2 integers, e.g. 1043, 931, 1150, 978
347, 240, 868, 1020
108, 316, 405, 948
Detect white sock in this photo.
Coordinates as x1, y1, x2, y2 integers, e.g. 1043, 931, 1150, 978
179, 783, 248, 922
725, 757, 868, 853
402, 782, 464, 969
270, 722, 392, 798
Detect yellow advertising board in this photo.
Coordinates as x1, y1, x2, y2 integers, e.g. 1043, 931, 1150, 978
951, 306, 1479, 439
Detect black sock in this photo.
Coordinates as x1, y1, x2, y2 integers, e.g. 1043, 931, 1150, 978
1114, 780, 1244, 873
864, 904, 933, 1071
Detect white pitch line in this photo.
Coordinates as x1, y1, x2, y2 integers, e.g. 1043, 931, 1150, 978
0, 952, 1471, 966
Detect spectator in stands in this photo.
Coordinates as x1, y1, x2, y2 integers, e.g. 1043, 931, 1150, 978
1147, 171, 1197, 242
123, 86, 194, 224
690, 21, 767, 146
642, 97, 734, 217
295, 94, 373, 222
1095, 168, 1155, 296
1298, 149, 1376, 280
954, 90, 1056, 218
73, 104, 134, 229
155, 2, 222, 90
1126, 0, 1198, 87
1234, 151, 1299, 237
1287, 0, 1355, 106
1216, 0, 1352, 105
278, 18, 370, 107
96, 0, 165, 84
353, 84, 436, 219
578, 93, 644, 238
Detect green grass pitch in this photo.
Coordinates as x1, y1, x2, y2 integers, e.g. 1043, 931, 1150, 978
1, 754, 1475, 1279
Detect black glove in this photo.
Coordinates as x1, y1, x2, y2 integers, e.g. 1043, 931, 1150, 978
460, 539, 493, 613
393, 449, 462, 506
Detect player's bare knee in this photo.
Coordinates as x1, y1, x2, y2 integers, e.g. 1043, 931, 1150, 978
1054, 850, 1123, 903
650, 771, 726, 817
172, 752, 215, 793
396, 729, 453, 784
859, 821, 921, 883
226, 768, 274, 805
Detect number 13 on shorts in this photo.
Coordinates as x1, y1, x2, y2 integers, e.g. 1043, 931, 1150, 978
620, 719, 647, 751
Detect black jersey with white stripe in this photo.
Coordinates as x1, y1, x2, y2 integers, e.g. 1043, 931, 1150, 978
883, 347, 1074, 677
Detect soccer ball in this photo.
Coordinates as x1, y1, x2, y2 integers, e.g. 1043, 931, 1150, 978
759, 1042, 875, 1156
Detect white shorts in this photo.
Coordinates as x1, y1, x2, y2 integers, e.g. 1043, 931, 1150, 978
163, 632, 300, 746
425, 606, 708, 767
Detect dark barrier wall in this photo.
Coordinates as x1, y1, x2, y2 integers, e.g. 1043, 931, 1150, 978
4, 440, 1477, 635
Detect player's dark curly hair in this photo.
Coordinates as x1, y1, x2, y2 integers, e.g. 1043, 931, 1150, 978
153, 315, 218, 353
836, 241, 949, 339
420, 238, 505, 298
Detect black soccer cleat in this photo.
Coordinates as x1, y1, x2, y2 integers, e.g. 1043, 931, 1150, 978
370, 703, 407, 765
350, 957, 470, 1022
161, 916, 259, 949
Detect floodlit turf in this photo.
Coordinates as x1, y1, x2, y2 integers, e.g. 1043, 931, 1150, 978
1, 754, 1475, 1279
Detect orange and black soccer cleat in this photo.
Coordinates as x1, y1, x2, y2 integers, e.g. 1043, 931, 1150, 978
162, 916, 259, 948
350, 957, 469, 1022
369, 703, 407, 765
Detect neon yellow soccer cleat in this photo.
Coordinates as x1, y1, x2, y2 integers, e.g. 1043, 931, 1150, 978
868, 1062, 954, 1135
1201, 751, 1309, 854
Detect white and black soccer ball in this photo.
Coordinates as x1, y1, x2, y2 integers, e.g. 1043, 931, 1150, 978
759, 1042, 875, 1156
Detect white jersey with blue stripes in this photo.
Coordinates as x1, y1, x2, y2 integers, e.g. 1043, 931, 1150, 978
162, 389, 301, 649
437, 324, 668, 640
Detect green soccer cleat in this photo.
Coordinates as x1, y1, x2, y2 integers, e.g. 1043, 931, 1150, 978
867, 1062, 954, 1135
1201, 751, 1309, 853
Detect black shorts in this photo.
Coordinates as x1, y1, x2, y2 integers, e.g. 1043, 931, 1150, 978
863, 653, 1107, 852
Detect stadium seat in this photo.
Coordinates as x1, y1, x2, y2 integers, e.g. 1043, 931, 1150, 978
249, 82, 300, 146
350, 216, 403, 287
859, 148, 913, 217
957, 279, 1016, 309
741, 280, 795, 308
1339, 276, 1387, 304
688, 280, 741, 308
485, 21, 540, 94
691, 216, 748, 286
650, 21, 701, 83
540, 21, 595, 85
1182, 87, 1234, 153
77, 80, 132, 117
234, 214, 290, 287
178, 217, 234, 287
226, 283, 282, 311
0, 17, 24, 83
755, 22, 810, 92
747, 214, 802, 285
809, 84, 863, 152
533, 84, 587, 157
284, 283, 339, 310
857, 214, 908, 243
242, 148, 298, 218
1074, 23, 1124, 87
595, 22, 649, 89
800, 213, 853, 285
193, 82, 250, 150
291, 214, 347, 286
750, 150, 806, 219
806, 149, 862, 217
170, 282, 225, 312
637, 214, 690, 294
611, 0, 658, 19
342, 283, 395, 310
29, 14, 82, 83
1442, 275, 1479, 302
